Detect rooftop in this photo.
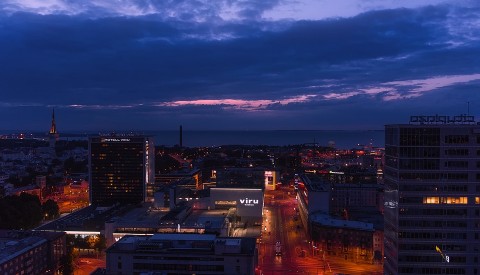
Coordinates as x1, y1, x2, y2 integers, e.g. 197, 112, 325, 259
310, 213, 374, 232
107, 233, 256, 256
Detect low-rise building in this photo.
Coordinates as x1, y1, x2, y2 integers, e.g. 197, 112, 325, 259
106, 234, 257, 275
0, 230, 66, 275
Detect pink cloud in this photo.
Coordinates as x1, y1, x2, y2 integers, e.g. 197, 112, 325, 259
157, 94, 317, 111
322, 73, 480, 101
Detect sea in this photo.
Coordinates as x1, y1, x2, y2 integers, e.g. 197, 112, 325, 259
2, 130, 385, 149
149, 130, 385, 149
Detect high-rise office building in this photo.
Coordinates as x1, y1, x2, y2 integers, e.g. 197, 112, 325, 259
384, 115, 480, 275
89, 135, 155, 205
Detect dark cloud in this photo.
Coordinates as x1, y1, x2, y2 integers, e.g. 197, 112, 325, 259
0, 3, 479, 131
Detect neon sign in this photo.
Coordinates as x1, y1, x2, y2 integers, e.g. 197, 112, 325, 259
239, 198, 259, 207
101, 138, 131, 142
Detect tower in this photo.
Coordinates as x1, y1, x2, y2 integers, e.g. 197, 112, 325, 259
49, 108, 57, 135
179, 125, 183, 148
48, 108, 59, 148
89, 135, 155, 205
384, 115, 480, 275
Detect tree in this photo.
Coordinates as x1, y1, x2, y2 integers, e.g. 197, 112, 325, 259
94, 234, 106, 252
0, 193, 43, 229
42, 199, 60, 220
60, 238, 76, 275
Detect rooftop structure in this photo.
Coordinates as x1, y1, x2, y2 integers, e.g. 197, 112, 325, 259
106, 233, 257, 275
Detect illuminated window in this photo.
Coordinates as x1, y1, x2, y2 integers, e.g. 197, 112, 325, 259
424, 197, 467, 204
476, 197, 480, 204
441, 197, 468, 204
424, 197, 439, 204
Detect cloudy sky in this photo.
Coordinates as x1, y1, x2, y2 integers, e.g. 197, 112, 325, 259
1, 0, 479, 131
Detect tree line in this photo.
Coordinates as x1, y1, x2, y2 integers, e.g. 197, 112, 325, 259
0, 193, 59, 229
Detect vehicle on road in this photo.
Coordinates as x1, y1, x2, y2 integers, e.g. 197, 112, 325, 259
275, 241, 282, 256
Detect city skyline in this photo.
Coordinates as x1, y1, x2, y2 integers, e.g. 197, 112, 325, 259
1, 0, 480, 131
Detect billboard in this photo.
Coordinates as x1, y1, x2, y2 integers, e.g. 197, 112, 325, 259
210, 188, 264, 218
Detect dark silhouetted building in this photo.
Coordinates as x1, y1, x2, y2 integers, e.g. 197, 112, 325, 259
384, 115, 480, 275
89, 136, 155, 205
106, 234, 257, 275
0, 230, 66, 275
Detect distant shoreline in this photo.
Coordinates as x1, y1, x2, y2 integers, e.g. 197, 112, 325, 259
1, 130, 385, 149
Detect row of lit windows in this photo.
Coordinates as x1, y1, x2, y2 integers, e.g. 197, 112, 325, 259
423, 197, 469, 204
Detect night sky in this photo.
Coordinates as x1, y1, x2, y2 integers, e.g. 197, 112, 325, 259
1, 0, 479, 131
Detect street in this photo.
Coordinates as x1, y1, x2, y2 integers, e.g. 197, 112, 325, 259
258, 186, 383, 275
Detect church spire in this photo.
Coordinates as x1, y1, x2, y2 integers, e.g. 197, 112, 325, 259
49, 108, 57, 134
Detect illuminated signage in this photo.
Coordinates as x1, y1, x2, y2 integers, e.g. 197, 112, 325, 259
410, 115, 475, 125
239, 198, 259, 207
101, 138, 131, 142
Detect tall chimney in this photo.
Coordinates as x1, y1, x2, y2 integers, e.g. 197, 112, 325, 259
179, 125, 183, 148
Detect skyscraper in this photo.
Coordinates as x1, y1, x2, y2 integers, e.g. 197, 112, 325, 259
384, 115, 480, 275
89, 135, 155, 205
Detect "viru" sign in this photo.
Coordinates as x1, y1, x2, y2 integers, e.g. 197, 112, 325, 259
239, 198, 259, 206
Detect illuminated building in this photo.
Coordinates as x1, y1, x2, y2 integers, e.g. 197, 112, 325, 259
264, 170, 279, 191
89, 136, 155, 205
296, 174, 330, 232
384, 115, 480, 275
210, 168, 266, 225
209, 187, 264, 225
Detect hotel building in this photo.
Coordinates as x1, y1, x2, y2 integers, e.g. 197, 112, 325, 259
89, 136, 155, 205
384, 115, 480, 274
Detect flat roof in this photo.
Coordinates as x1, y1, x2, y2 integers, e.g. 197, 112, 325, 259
0, 236, 46, 264
150, 233, 217, 242
310, 213, 374, 231
300, 174, 329, 192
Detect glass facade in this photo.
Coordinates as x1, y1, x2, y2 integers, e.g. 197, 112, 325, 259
384, 124, 480, 275
89, 136, 155, 205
